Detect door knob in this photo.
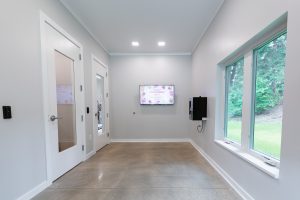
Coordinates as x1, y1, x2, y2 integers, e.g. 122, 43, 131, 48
50, 115, 62, 121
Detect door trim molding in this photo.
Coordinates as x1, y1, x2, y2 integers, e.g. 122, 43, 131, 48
40, 11, 86, 183
85, 150, 96, 161
92, 54, 108, 69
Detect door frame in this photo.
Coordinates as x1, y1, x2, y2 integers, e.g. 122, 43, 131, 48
40, 11, 86, 183
91, 54, 110, 153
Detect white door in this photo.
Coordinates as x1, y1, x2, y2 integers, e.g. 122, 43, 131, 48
92, 57, 110, 151
43, 21, 84, 181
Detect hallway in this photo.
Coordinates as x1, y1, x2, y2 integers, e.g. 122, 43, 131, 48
33, 143, 241, 200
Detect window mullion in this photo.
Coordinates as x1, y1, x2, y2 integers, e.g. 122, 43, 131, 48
224, 67, 229, 139
241, 51, 253, 151
217, 66, 227, 140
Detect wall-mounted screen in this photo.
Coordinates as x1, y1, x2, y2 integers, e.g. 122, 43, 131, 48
140, 85, 175, 105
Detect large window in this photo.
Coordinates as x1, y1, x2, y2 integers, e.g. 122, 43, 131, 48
251, 32, 287, 159
225, 59, 244, 144
219, 23, 287, 173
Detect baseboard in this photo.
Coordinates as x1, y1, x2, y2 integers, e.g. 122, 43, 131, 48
85, 150, 96, 161
110, 138, 191, 143
17, 180, 50, 200
190, 140, 254, 200
16, 149, 96, 200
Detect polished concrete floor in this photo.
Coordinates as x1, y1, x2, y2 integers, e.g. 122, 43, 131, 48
33, 143, 241, 200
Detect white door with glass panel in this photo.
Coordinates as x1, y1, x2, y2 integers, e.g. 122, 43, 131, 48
93, 57, 110, 151
43, 21, 84, 181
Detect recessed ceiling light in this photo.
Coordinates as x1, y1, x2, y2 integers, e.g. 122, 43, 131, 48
131, 41, 139, 47
158, 41, 166, 47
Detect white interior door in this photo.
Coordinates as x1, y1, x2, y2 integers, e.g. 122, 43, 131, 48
92, 57, 110, 151
43, 21, 84, 181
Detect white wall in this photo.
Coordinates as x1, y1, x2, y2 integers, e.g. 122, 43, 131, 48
110, 55, 191, 140
0, 0, 108, 199
279, 0, 300, 199
191, 0, 300, 199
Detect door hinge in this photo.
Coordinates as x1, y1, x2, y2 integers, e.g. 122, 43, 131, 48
82, 145, 85, 151
79, 54, 82, 60
81, 115, 84, 122
107, 132, 110, 137
106, 93, 109, 98
107, 113, 109, 118
106, 72, 108, 77
80, 85, 83, 92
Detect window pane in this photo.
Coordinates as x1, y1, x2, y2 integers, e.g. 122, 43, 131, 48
225, 59, 244, 143
96, 74, 105, 135
252, 32, 287, 159
55, 50, 77, 152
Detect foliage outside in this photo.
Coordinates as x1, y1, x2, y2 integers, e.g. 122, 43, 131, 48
254, 33, 286, 115
225, 33, 287, 159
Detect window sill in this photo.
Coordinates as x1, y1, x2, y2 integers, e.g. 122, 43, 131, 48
215, 140, 279, 179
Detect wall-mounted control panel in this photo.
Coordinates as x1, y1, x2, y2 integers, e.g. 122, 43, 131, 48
2, 106, 12, 119
189, 97, 207, 121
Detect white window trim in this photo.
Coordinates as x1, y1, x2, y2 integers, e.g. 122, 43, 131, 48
215, 140, 279, 179
215, 13, 287, 179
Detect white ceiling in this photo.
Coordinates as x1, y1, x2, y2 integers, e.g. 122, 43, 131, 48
60, 0, 224, 54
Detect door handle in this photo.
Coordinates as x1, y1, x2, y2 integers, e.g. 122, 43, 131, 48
50, 115, 63, 121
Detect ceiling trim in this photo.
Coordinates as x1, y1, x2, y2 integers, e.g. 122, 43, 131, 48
191, 0, 224, 54
60, 0, 110, 54
109, 52, 192, 56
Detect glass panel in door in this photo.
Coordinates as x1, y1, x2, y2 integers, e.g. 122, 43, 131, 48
54, 50, 77, 152
96, 74, 105, 135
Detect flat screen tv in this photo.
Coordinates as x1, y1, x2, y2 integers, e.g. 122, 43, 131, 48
140, 85, 175, 105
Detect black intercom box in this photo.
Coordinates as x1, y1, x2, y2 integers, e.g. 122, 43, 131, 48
2, 106, 12, 119
189, 97, 207, 120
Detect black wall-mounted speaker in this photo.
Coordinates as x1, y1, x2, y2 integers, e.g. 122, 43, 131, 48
189, 97, 207, 121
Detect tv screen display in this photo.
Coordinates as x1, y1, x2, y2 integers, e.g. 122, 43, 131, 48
140, 85, 175, 105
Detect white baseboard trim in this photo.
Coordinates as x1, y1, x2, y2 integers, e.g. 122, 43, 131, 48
111, 138, 191, 143
85, 150, 96, 161
17, 180, 50, 200
190, 140, 254, 200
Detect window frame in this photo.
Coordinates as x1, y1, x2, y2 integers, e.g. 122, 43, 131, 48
250, 30, 287, 163
224, 57, 244, 146
216, 15, 287, 173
